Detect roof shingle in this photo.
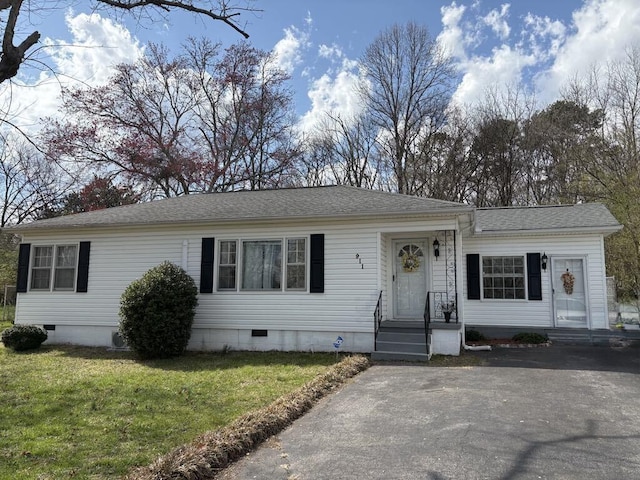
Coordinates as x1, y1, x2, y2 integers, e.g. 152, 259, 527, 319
7, 186, 472, 232
474, 203, 621, 234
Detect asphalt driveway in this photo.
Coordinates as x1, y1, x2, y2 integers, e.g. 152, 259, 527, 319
220, 342, 640, 480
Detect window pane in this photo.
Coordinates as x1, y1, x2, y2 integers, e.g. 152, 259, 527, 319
30, 269, 51, 290
242, 240, 282, 290
33, 246, 52, 268
287, 265, 305, 289
54, 268, 75, 290
220, 241, 236, 265
218, 266, 236, 290
53, 246, 77, 290
56, 245, 77, 268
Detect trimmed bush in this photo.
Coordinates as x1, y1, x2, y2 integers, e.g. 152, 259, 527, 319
1, 324, 47, 351
465, 329, 486, 342
119, 261, 198, 359
512, 332, 548, 344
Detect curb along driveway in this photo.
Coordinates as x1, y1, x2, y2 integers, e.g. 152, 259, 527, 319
220, 343, 640, 480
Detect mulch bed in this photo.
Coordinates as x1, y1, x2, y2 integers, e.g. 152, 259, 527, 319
467, 339, 551, 348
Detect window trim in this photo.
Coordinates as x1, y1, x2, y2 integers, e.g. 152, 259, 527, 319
29, 244, 79, 292
216, 236, 310, 293
480, 254, 527, 301
217, 239, 238, 291
285, 237, 307, 291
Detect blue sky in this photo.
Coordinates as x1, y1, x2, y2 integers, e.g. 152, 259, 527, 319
4, 0, 640, 132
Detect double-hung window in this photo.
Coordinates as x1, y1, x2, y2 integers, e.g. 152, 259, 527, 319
286, 238, 306, 290
217, 240, 237, 291
30, 245, 78, 291
482, 256, 525, 299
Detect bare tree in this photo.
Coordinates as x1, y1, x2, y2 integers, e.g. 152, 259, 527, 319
567, 47, 640, 301
184, 38, 300, 191
42, 39, 298, 198
308, 112, 383, 189
0, 134, 68, 226
358, 22, 455, 195
0, 0, 257, 84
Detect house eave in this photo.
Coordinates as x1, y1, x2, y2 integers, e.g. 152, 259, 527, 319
5, 206, 474, 235
472, 224, 623, 237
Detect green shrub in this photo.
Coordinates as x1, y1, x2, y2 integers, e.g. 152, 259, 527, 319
119, 261, 198, 359
465, 329, 486, 342
1, 324, 47, 351
512, 332, 548, 344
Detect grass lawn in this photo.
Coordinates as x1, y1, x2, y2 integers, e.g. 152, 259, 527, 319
0, 344, 340, 479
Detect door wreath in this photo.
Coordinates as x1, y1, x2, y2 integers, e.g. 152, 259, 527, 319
561, 270, 575, 295
401, 252, 420, 272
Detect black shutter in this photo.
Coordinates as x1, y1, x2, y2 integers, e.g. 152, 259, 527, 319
467, 253, 480, 300
76, 241, 91, 293
200, 238, 215, 293
527, 253, 542, 301
16, 244, 30, 293
310, 234, 324, 293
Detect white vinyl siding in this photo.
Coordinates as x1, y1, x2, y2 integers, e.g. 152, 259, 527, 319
463, 234, 609, 329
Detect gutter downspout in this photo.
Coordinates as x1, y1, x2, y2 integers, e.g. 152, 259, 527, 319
462, 328, 491, 351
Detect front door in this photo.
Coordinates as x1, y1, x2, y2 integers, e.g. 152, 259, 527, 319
552, 257, 589, 328
393, 240, 427, 318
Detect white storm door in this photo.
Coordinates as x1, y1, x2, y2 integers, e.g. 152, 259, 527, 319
552, 257, 589, 328
393, 240, 427, 319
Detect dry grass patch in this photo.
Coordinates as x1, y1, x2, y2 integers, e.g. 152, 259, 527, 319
126, 355, 370, 480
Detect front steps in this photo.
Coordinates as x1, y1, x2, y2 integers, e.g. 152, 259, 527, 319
372, 321, 430, 362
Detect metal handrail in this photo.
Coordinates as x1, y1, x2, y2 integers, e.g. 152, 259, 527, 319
373, 290, 383, 349
423, 292, 431, 355
429, 291, 458, 323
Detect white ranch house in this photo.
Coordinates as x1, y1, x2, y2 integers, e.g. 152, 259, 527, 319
7, 186, 622, 359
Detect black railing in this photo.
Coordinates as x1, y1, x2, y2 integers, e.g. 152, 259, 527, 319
423, 293, 431, 355
373, 290, 383, 348
428, 291, 458, 323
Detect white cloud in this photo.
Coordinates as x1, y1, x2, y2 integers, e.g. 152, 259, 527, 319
46, 12, 144, 84
437, 3, 469, 59
271, 24, 312, 75
535, 0, 640, 103
318, 44, 344, 61
523, 13, 566, 61
453, 45, 537, 106
441, 0, 640, 108
482, 4, 511, 40
0, 12, 143, 132
297, 58, 363, 135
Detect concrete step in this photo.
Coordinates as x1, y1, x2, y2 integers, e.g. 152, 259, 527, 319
371, 351, 430, 362
376, 340, 428, 354
376, 331, 427, 343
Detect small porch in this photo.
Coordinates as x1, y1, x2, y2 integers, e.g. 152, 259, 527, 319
372, 291, 463, 361
372, 226, 463, 360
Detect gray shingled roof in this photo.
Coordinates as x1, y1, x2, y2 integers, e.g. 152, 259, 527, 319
7, 186, 472, 232
474, 203, 621, 234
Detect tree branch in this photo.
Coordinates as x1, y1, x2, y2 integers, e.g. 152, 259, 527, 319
97, 0, 252, 38
0, 0, 41, 83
